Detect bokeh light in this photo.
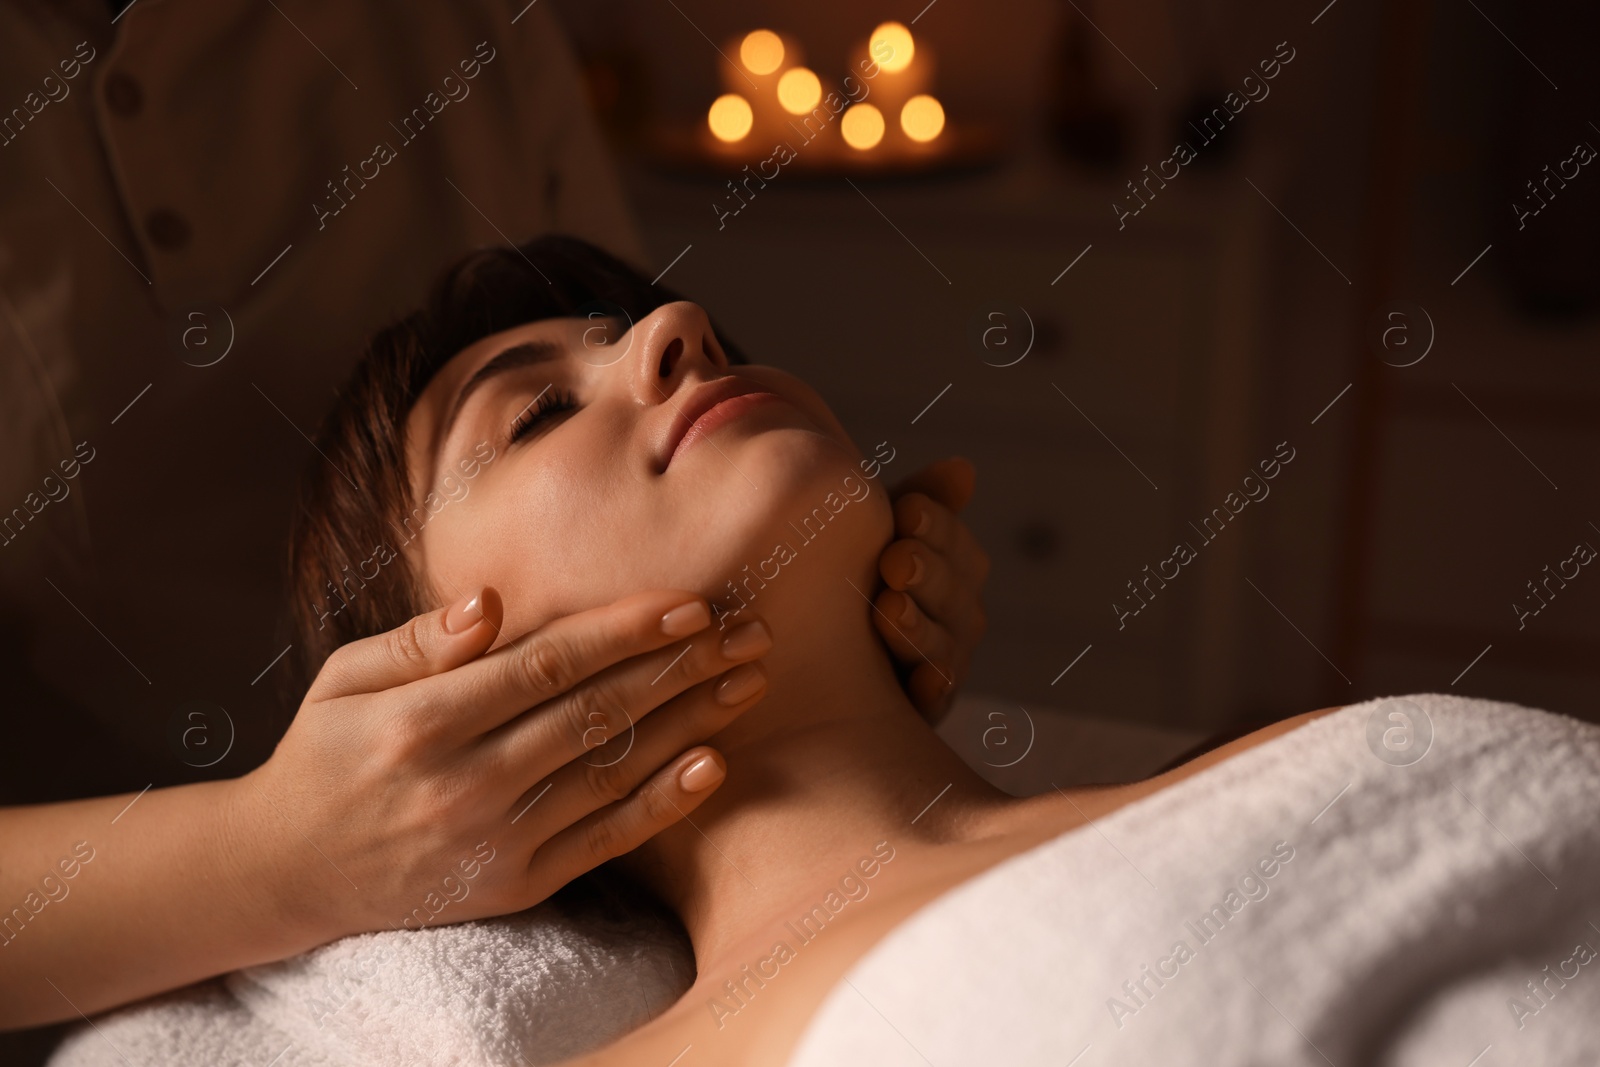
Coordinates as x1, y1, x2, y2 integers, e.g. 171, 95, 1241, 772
900, 94, 945, 142
739, 30, 785, 75
708, 94, 753, 142
841, 103, 885, 150
869, 22, 915, 73
777, 67, 823, 115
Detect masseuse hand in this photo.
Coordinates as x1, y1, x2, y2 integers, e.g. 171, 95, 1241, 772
878, 457, 989, 724
243, 587, 769, 938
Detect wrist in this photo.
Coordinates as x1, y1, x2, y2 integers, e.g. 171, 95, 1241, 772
217, 766, 345, 958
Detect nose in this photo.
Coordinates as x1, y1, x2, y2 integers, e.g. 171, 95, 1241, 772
629, 301, 728, 404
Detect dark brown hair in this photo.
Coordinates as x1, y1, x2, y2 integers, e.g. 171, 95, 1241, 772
286, 235, 742, 691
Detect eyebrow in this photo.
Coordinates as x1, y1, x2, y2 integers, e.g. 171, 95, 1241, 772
439, 339, 563, 445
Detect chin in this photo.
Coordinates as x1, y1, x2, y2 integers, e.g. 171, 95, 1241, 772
684, 426, 894, 626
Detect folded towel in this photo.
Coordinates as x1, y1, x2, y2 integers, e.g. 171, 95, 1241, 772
787, 694, 1600, 1066
49, 876, 694, 1067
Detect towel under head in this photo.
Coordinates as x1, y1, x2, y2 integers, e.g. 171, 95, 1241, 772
49, 873, 694, 1067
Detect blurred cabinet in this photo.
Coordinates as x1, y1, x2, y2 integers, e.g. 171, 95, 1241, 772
1354, 286, 1600, 715
1327, 0, 1600, 722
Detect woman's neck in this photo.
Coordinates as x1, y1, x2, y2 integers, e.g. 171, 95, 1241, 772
617, 531, 1011, 976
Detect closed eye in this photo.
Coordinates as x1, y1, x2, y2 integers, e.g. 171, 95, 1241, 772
507, 386, 577, 445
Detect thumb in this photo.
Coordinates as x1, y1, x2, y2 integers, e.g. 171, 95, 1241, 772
892, 457, 976, 513
306, 586, 504, 702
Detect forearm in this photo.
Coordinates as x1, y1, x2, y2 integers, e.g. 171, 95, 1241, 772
0, 775, 328, 1030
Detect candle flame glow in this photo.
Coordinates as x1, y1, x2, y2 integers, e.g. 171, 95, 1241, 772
869, 22, 915, 73
707, 94, 754, 142
900, 95, 945, 142
777, 67, 822, 115
841, 103, 885, 150
739, 30, 785, 75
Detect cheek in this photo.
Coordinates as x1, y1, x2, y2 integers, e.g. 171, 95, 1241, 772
420, 437, 635, 629
491, 450, 641, 630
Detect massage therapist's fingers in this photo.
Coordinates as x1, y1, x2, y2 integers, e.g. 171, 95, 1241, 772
411, 589, 718, 741
879, 535, 968, 609
878, 463, 988, 718
872, 588, 956, 669
877, 538, 986, 652
261, 590, 732, 937
306, 587, 504, 702
505, 662, 767, 838
891, 490, 990, 586
522, 747, 729, 900
481, 618, 772, 788
871, 589, 963, 720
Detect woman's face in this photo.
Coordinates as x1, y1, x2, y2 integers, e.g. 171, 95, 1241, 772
403, 301, 891, 641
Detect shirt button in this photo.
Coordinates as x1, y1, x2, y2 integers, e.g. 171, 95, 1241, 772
104, 72, 143, 118
146, 209, 192, 251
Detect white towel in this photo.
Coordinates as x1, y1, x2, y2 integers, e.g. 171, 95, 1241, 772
787, 694, 1600, 1066
48, 878, 693, 1067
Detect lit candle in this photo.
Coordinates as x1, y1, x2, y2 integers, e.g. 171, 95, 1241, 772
777, 67, 822, 116
707, 93, 753, 143
869, 22, 915, 74
713, 29, 808, 150
840, 103, 885, 150
850, 22, 934, 155
900, 94, 945, 143
739, 29, 785, 76
699, 23, 950, 163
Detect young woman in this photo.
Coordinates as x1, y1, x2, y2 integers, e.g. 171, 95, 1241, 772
279, 236, 1342, 1066
0, 230, 990, 1035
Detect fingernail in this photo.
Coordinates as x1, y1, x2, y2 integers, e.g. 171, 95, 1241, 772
716, 662, 767, 705
898, 592, 920, 627
905, 551, 925, 587
661, 600, 711, 637
721, 619, 773, 659
913, 509, 931, 537
444, 589, 486, 634
678, 753, 725, 793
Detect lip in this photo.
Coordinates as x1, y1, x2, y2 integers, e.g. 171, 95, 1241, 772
660, 379, 786, 469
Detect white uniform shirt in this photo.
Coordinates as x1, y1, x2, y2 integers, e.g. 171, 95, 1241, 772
0, 0, 643, 799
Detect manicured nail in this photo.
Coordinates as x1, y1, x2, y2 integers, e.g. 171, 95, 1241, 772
444, 589, 486, 633
678, 753, 725, 793
898, 592, 920, 627
661, 600, 711, 637
721, 619, 772, 659
904, 551, 925, 587
716, 662, 767, 705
